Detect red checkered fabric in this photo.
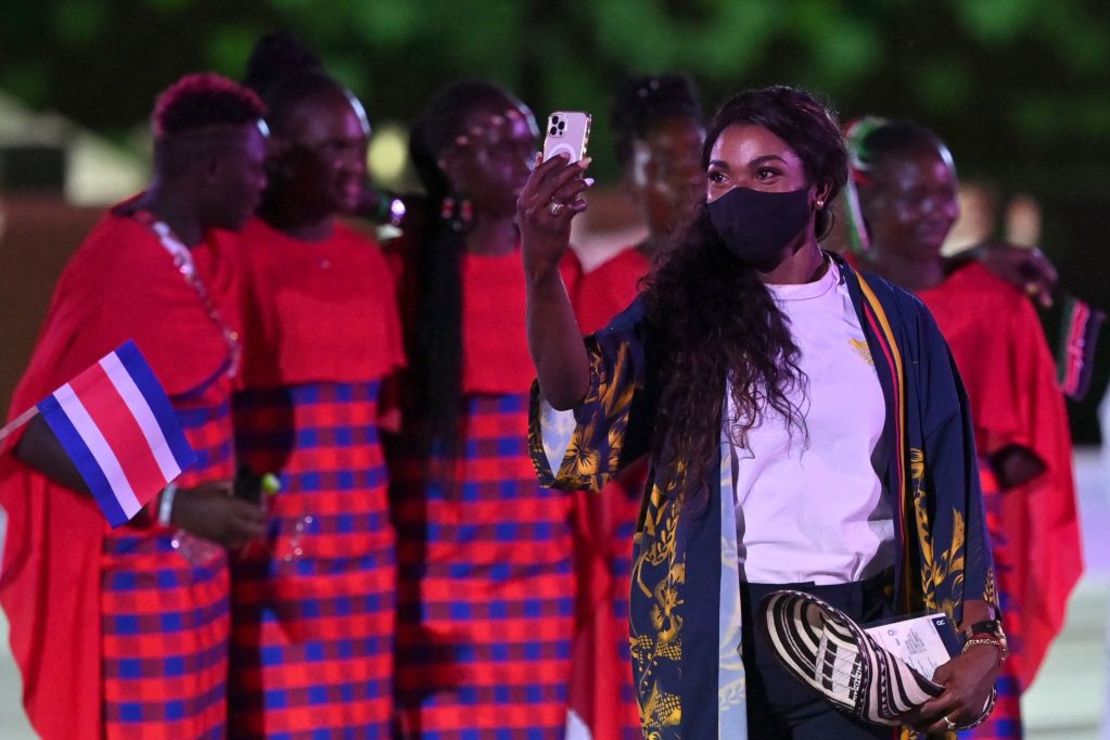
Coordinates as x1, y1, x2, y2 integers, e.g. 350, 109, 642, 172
101, 376, 234, 739
392, 392, 575, 738
564, 245, 651, 739
229, 380, 396, 737
571, 476, 644, 739
609, 483, 642, 738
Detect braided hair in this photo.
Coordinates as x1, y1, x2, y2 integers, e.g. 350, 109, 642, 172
407, 81, 527, 456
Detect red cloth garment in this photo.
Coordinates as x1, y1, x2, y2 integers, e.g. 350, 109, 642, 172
389, 243, 577, 737
0, 209, 242, 738
460, 250, 537, 394
227, 217, 405, 735
459, 248, 581, 394
232, 218, 405, 389
231, 381, 396, 736
392, 394, 575, 737
101, 376, 235, 738
568, 247, 651, 335
918, 262, 1082, 691
565, 245, 651, 739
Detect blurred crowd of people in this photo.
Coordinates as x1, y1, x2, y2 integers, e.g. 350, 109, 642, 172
0, 30, 1084, 740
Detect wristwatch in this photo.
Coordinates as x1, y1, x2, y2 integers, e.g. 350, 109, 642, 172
963, 619, 1009, 665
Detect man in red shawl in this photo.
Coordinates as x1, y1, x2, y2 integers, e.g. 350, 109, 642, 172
0, 73, 268, 739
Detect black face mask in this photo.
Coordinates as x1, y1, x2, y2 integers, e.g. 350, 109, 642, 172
707, 186, 812, 267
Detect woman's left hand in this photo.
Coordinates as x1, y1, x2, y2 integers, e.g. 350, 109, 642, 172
899, 643, 1000, 733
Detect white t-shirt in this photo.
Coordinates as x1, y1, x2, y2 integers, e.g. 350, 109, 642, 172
727, 259, 894, 585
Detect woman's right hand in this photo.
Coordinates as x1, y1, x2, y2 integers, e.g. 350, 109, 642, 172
517, 153, 593, 278
170, 480, 266, 548
968, 240, 1058, 308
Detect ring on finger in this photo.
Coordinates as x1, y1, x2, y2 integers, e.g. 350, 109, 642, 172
549, 200, 566, 216
944, 716, 958, 731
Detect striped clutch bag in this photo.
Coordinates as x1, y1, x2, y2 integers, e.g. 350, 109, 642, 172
761, 589, 945, 727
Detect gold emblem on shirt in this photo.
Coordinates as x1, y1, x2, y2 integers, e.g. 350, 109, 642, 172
850, 338, 874, 366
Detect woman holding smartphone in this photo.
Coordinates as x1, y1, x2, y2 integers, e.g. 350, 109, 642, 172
521, 86, 1002, 738
388, 81, 579, 737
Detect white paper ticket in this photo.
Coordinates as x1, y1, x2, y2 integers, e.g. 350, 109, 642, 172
864, 613, 953, 680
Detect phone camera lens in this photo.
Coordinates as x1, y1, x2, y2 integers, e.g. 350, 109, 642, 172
557, 121, 566, 132
549, 126, 558, 135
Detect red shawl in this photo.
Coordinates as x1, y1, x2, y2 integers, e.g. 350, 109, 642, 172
232, 218, 405, 389
567, 246, 651, 335
383, 237, 579, 424
919, 262, 1082, 689
0, 211, 242, 738
461, 249, 539, 394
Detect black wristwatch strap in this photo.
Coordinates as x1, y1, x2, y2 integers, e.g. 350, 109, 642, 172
970, 619, 1004, 638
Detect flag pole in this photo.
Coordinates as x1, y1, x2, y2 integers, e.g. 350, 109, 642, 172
0, 406, 39, 449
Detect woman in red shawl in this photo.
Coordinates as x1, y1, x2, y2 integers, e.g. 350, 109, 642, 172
0, 74, 268, 739
848, 118, 1082, 739
225, 33, 406, 737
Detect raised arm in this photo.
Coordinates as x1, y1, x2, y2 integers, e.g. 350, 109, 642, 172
517, 154, 593, 409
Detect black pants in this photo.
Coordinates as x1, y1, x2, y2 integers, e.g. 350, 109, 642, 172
740, 573, 895, 739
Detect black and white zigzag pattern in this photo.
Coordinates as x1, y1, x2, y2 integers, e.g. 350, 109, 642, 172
762, 590, 944, 727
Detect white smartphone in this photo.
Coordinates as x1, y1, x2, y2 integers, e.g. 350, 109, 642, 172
542, 111, 592, 163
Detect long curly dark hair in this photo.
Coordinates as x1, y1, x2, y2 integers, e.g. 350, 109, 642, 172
641, 86, 848, 497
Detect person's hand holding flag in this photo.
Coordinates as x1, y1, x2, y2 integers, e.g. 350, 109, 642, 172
1, 340, 261, 546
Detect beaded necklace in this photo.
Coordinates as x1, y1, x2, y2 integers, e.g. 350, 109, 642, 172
138, 213, 242, 378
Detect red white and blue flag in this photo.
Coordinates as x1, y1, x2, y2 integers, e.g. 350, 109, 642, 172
35, 340, 196, 527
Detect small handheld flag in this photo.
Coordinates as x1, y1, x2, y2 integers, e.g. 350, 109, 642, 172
33, 341, 196, 527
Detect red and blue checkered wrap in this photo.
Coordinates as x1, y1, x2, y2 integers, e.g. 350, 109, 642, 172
391, 392, 575, 738
608, 482, 644, 739
230, 380, 396, 737
101, 375, 234, 739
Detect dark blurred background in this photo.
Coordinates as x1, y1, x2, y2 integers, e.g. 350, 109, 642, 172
2, 0, 1108, 439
